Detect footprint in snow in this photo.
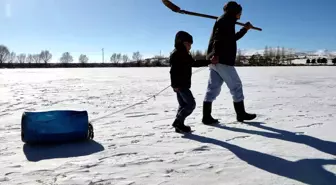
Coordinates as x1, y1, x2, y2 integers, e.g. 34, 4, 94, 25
8, 165, 22, 168
174, 151, 184, 155
153, 124, 171, 130
131, 140, 140, 144
215, 168, 224, 174
165, 169, 175, 174
191, 145, 211, 152
295, 123, 323, 128
0, 177, 9, 182
187, 163, 205, 167
99, 152, 138, 161
136, 173, 152, 178
226, 135, 250, 142
118, 133, 155, 139
108, 144, 116, 149
208, 127, 214, 132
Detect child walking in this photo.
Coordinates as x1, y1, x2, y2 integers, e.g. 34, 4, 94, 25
169, 31, 214, 133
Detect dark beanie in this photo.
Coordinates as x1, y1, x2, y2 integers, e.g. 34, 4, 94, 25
175, 31, 193, 48
223, 1, 242, 15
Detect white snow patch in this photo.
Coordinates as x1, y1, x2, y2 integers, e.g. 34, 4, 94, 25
0, 67, 335, 185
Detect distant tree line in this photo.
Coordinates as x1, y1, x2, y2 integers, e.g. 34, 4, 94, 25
0, 44, 335, 68
190, 46, 336, 66
0, 44, 168, 68
306, 58, 336, 65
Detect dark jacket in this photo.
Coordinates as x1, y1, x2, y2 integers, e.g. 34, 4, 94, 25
207, 13, 248, 66
169, 46, 210, 89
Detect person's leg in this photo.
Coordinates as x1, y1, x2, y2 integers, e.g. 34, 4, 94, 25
204, 68, 224, 102
176, 88, 196, 120
214, 64, 256, 122
202, 67, 224, 125
176, 92, 185, 118
221, 65, 244, 102
173, 88, 196, 132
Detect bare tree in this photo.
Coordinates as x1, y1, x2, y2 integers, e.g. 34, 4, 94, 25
132, 51, 142, 62
287, 48, 295, 65
27, 54, 33, 64
263, 46, 272, 65
0, 45, 10, 63
269, 47, 275, 59
32, 54, 41, 63
191, 50, 205, 59
60, 52, 73, 63
40, 50, 52, 64
276, 46, 280, 58
236, 49, 242, 64
122, 54, 129, 63
281, 47, 285, 64
274, 46, 281, 64
264, 46, 269, 58
7, 52, 16, 63
110, 53, 117, 63
190, 50, 195, 57
17, 54, 26, 63
116, 53, 122, 63
79, 54, 89, 63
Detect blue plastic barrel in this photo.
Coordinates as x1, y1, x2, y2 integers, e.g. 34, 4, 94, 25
21, 110, 93, 144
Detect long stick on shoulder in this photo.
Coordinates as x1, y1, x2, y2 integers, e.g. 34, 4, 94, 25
162, 0, 262, 31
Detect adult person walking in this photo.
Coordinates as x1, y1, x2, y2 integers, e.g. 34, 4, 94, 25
202, 1, 256, 125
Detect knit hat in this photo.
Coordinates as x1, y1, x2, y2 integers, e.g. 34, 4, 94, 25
223, 1, 242, 16
174, 31, 193, 48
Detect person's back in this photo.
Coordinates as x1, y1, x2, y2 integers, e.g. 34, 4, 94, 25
169, 45, 194, 90
170, 31, 211, 90
206, 1, 248, 66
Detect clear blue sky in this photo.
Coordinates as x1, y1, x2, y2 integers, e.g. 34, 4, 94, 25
1, 0, 336, 62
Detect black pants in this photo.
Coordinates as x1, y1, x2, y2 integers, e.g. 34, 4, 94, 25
176, 88, 196, 121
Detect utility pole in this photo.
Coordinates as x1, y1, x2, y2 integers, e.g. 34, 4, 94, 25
102, 48, 104, 63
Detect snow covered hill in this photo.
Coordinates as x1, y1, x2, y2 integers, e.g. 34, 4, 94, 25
241, 48, 336, 59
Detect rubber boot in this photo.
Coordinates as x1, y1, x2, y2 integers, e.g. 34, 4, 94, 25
202, 102, 219, 125
233, 101, 256, 122
172, 118, 191, 133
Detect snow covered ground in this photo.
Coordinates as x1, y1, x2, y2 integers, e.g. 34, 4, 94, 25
0, 66, 335, 185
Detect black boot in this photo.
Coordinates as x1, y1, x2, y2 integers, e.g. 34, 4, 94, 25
202, 101, 219, 125
233, 101, 256, 122
172, 118, 191, 133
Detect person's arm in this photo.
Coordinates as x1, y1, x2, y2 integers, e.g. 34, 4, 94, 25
208, 19, 231, 59
236, 22, 252, 40
169, 54, 182, 89
235, 27, 248, 40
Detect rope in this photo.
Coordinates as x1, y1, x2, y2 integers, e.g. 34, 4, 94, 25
89, 67, 208, 123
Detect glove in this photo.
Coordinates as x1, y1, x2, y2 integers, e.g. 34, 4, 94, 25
244, 22, 253, 30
